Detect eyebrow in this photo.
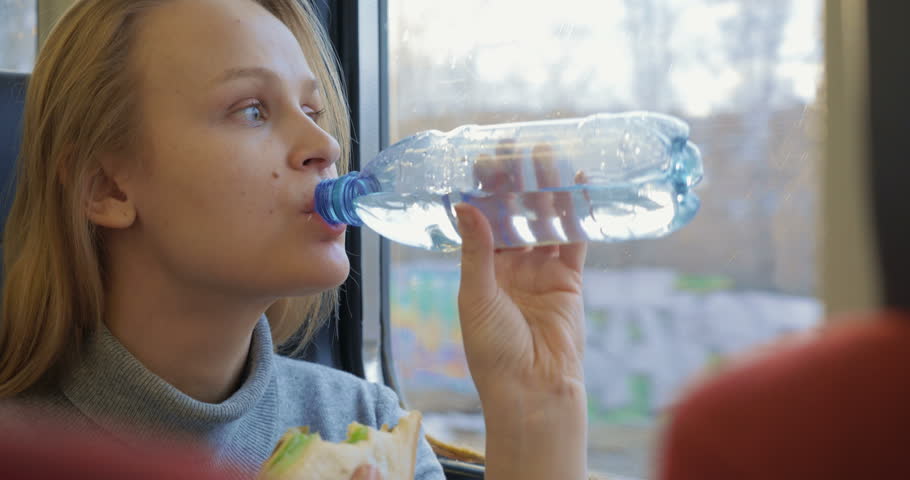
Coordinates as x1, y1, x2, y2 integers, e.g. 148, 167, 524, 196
212, 66, 320, 93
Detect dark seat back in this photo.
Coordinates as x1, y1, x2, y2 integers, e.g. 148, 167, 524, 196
0, 72, 27, 233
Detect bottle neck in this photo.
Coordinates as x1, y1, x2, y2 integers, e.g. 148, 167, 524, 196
315, 172, 381, 226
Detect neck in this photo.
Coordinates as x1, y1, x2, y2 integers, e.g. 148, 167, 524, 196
103, 247, 275, 404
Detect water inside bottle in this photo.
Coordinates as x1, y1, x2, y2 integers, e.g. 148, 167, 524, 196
352, 178, 698, 252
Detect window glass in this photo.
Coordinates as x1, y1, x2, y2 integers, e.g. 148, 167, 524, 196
385, 1, 823, 477
0, 0, 37, 72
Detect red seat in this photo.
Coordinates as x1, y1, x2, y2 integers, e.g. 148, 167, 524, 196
659, 311, 910, 480
0, 418, 231, 480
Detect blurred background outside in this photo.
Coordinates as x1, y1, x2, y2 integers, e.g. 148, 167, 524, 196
0, 0, 36, 73
385, 1, 824, 478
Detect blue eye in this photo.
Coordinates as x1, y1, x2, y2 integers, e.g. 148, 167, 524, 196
235, 101, 266, 125
242, 105, 263, 122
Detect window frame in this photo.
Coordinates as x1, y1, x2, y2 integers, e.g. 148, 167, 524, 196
320, 0, 386, 383
866, 1, 910, 310
369, 0, 484, 477
321, 0, 404, 390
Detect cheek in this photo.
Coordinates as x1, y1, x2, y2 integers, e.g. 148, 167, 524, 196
130, 161, 289, 273
220, 140, 289, 210
155, 137, 285, 215
133, 125, 311, 263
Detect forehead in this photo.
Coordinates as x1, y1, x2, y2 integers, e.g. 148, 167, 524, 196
134, 0, 314, 90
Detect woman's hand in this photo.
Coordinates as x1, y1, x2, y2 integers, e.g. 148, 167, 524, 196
350, 464, 381, 480
455, 202, 587, 396
455, 202, 588, 480
454, 144, 589, 480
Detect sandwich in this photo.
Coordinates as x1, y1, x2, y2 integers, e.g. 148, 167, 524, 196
258, 411, 422, 480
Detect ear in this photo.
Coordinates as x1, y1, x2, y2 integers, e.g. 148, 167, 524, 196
85, 165, 136, 229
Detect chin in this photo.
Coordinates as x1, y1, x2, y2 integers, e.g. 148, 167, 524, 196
277, 271, 349, 298
302, 255, 350, 293
323, 264, 351, 289
270, 239, 350, 295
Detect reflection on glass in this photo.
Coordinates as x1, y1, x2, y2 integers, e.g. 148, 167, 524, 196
386, 0, 823, 478
0, 0, 37, 72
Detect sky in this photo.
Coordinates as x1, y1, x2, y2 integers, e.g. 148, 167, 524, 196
388, 0, 823, 117
2, 0, 824, 117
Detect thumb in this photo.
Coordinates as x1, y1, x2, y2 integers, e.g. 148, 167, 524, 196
455, 203, 497, 305
351, 464, 381, 480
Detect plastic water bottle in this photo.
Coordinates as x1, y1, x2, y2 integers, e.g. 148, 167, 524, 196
316, 112, 703, 252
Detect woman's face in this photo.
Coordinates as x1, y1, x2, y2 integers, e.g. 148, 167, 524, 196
117, 0, 348, 299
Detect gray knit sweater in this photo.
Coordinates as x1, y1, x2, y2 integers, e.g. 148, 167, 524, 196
6, 317, 445, 479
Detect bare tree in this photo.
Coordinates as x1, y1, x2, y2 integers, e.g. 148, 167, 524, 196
623, 0, 677, 111
720, 0, 790, 290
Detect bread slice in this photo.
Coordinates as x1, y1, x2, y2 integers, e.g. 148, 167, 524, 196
258, 411, 422, 480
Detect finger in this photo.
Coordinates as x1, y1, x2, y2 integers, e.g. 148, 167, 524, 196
526, 143, 563, 243
351, 464, 381, 480
530, 244, 560, 258
474, 142, 523, 193
535, 143, 592, 245
455, 203, 497, 305
472, 141, 525, 248
494, 245, 532, 254
491, 139, 529, 248
532, 143, 560, 188
495, 139, 525, 191
559, 241, 588, 273
561, 165, 591, 263
474, 153, 506, 192
575, 169, 592, 206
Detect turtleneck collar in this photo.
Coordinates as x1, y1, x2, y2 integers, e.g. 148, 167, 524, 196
60, 316, 276, 447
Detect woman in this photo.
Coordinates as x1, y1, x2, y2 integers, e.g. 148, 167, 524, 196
0, 0, 589, 479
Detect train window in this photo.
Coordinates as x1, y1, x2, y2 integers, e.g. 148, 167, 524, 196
383, 0, 824, 477
0, 0, 37, 72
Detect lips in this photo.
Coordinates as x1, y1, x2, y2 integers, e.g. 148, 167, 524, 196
300, 185, 345, 237
311, 211, 347, 237
300, 196, 316, 214
302, 201, 345, 237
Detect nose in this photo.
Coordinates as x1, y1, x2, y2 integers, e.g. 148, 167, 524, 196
287, 115, 341, 172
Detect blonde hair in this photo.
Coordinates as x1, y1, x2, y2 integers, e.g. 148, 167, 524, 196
0, 0, 351, 396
